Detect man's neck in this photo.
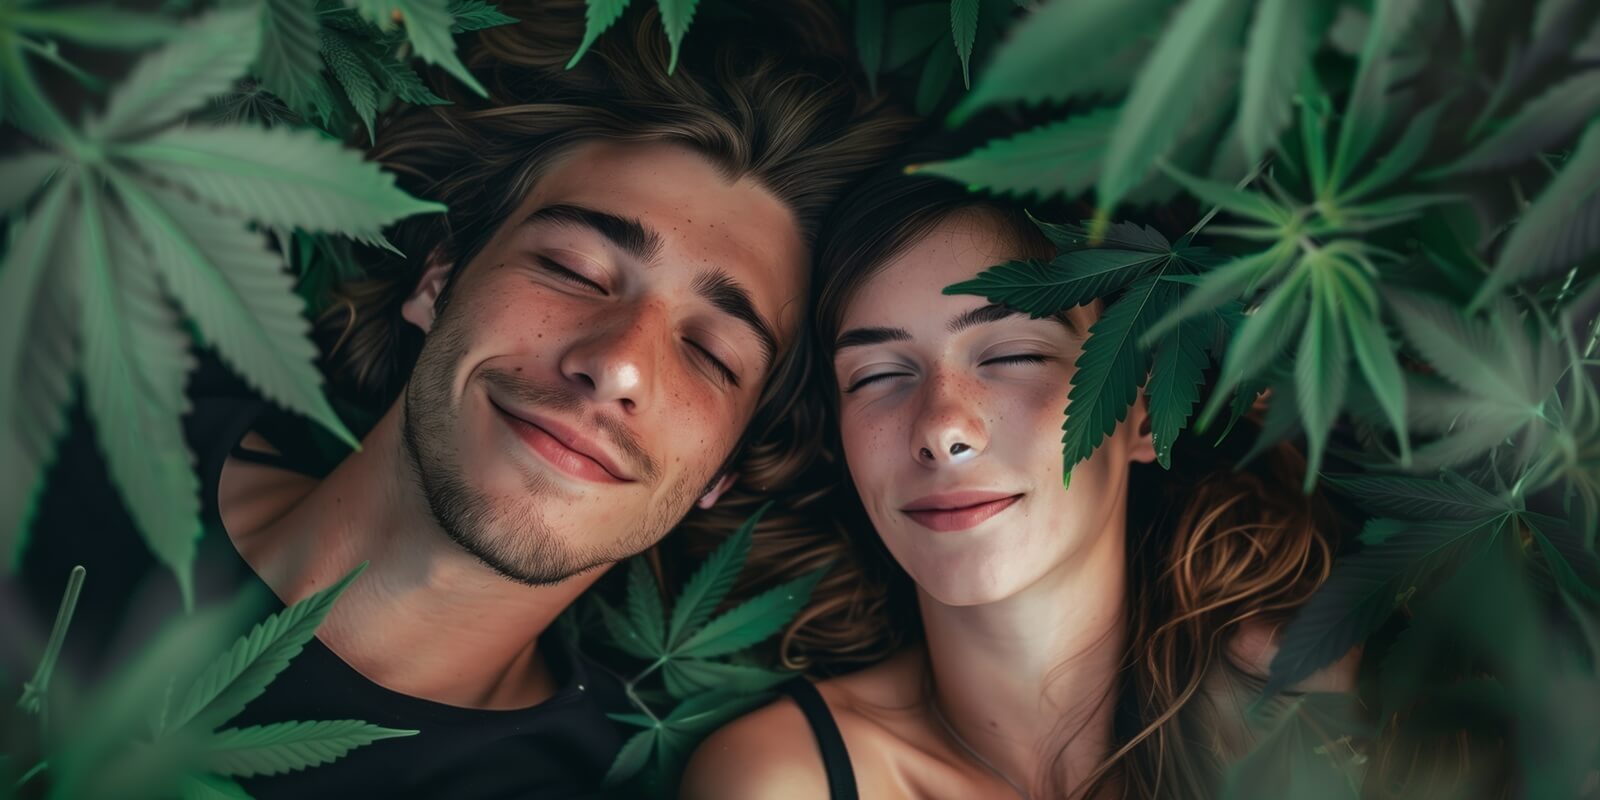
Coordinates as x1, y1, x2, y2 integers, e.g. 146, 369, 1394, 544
917, 523, 1128, 796
227, 401, 607, 710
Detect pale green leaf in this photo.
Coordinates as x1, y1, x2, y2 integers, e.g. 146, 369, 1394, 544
1144, 244, 1290, 343
1337, 100, 1445, 203
1159, 161, 1287, 224
12, 6, 178, 48
178, 773, 253, 800
1481, 119, 1600, 301
658, 0, 701, 74
347, 0, 487, 96
676, 569, 827, 659
1199, 268, 1311, 428
951, 0, 980, 88
0, 150, 63, 215
951, 0, 1175, 123
1333, 266, 1409, 464
668, 502, 770, 649
1450, 0, 1482, 34
944, 248, 1169, 317
0, 179, 76, 567
1061, 271, 1178, 469
1444, 73, 1600, 175
624, 557, 666, 655
1293, 269, 1348, 490
120, 124, 445, 239
1387, 291, 1536, 410
321, 28, 380, 143
93, 7, 264, 140
1146, 316, 1212, 468
207, 720, 417, 777
1098, 0, 1250, 213
77, 178, 201, 607
1323, 473, 1506, 521
567, 0, 631, 68
1239, 0, 1317, 162
914, 107, 1114, 201
449, 0, 518, 31
109, 173, 356, 449
256, 0, 327, 122
165, 564, 366, 734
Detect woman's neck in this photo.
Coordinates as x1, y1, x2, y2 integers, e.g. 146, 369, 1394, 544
917, 522, 1129, 797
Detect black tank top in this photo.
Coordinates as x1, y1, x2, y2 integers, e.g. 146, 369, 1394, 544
15, 353, 633, 798
777, 677, 860, 800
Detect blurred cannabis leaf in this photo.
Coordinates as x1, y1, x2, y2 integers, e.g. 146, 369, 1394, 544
6, 563, 413, 797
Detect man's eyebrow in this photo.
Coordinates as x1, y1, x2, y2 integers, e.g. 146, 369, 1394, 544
521, 203, 664, 263
947, 303, 1027, 333
692, 270, 778, 370
834, 326, 911, 351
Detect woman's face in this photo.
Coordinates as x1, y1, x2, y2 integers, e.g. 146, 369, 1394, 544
831, 213, 1156, 606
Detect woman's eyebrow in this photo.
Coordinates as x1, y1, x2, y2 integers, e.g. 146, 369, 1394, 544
947, 303, 1027, 333
834, 326, 911, 351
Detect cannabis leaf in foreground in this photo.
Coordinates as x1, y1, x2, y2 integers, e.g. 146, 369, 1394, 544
0, 7, 443, 598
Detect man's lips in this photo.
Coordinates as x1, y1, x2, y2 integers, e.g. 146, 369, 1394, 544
901, 490, 1023, 533
489, 398, 634, 483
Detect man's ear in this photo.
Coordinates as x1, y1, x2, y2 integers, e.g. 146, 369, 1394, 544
401, 247, 455, 334
696, 473, 738, 510
1127, 392, 1157, 465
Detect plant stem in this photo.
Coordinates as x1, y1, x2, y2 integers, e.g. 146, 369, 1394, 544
17, 566, 85, 716
13, 760, 48, 790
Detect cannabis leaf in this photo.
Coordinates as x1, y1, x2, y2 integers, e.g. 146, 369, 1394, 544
913, 107, 1115, 201
205, 719, 417, 777
345, 0, 486, 96
1478, 119, 1600, 303
1221, 692, 1371, 800
950, 0, 980, 88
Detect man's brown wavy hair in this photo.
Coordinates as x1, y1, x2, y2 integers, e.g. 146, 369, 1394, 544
311, 0, 908, 658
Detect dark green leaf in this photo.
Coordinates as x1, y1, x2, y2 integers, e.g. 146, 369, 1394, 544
1449, 0, 1482, 34
603, 726, 658, 787
625, 557, 666, 656
12, 6, 179, 49
1159, 162, 1287, 225
950, 0, 1175, 123
1097, 0, 1250, 213
675, 569, 827, 659
915, 34, 956, 115
1334, 268, 1409, 464
178, 773, 253, 800
207, 720, 417, 777
1265, 517, 1503, 696
1525, 512, 1600, 603
1323, 473, 1506, 520
1061, 272, 1178, 470
914, 107, 1114, 201
668, 502, 770, 648
1338, 100, 1445, 203
950, 0, 980, 88
663, 659, 791, 700
449, 0, 517, 31
567, 0, 630, 67
1146, 316, 1212, 467
1442, 73, 1600, 175
1221, 692, 1370, 800
945, 249, 1169, 317
321, 28, 379, 143
166, 564, 366, 734
886, 3, 948, 71
347, 0, 487, 96
1331, 0, 1426, 187
1030, 215, 1172, 254
1198, 268, 1310, 429
256, 0, 327, 122
595, 596, 658, 659
856, 0, 885, 93
0, 150, 62, 215
372, 54, 448, 105
92, 7, 264, 140
1144, 244, 1289, 343
1481, 119, 1600, 301
658, 0, 701, 74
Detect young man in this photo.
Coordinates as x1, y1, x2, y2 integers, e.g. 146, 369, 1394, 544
17, 2, 904, 795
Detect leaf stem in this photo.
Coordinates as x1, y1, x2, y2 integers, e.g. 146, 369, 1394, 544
13, 760, 48, 790
17, 565, 85, 717
16, 36, 104, 91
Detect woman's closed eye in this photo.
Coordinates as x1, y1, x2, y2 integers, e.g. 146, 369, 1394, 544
537, 255, 608, 294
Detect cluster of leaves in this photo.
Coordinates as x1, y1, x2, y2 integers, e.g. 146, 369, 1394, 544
579, 504, 828, 793
3, 564, 409, 799
0, 0, 521, 603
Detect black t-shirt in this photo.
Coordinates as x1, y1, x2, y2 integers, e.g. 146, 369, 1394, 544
14, 355, 632, 798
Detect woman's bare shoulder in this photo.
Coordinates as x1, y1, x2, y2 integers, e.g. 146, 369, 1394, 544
680, 653, 926, 800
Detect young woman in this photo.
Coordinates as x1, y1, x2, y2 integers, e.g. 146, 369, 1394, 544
681, 163, 1364, 799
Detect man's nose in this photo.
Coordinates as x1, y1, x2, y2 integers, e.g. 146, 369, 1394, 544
911, 373, 989, 468
558, 304, 666, 414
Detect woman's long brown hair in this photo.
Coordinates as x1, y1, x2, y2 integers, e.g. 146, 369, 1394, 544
797, 158, 1354, 797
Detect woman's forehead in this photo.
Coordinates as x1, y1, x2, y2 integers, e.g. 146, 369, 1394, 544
841, 214, 1019, 326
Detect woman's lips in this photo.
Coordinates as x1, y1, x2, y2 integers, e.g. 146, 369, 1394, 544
901, 493, 1023, 532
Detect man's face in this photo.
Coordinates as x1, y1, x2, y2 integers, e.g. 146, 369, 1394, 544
400, 140, 808, 585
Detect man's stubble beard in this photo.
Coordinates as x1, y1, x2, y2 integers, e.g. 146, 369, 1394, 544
399, 291, 715, 586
